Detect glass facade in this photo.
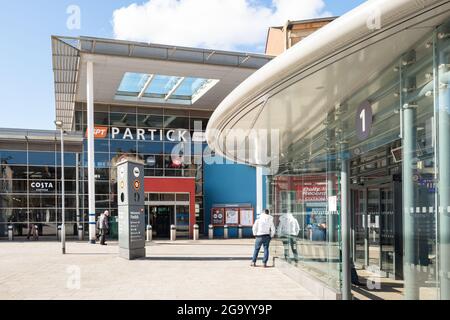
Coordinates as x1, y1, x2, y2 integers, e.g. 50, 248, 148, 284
266, 23, 450, 299
74, 103, 211, 234
0, 105, 211, 240
0, 141, 82, 239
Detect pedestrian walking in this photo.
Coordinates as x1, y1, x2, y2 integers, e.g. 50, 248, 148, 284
97, 210, 110, 246
251, 209, 276, 268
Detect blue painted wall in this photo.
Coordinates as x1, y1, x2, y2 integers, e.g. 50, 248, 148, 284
204, 156, 256, 238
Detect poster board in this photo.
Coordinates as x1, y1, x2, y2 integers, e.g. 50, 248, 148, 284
225, 208, 239, 225
211, 208, 225, 226
239, 209, 254, 227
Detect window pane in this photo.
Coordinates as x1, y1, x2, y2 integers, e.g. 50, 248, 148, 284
117, 72, 149, 95
28, 152, 55, 166
110, 113, 137, 127
137, 114, 163, 128
0, 151, 28, 165
110, 140, 137, 154
94, 112, 109, 125
145, 75, 181, 96
177, 194, 189, 202
138, 142, 163, 154
164, 116, 189, 129
28, 166, 56, 179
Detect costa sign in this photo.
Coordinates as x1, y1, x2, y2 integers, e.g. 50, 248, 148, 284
86, 126, 205, 142
30, 181, 54, 192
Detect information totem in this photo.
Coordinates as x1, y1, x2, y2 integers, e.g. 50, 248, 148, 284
117, 160, 146, 260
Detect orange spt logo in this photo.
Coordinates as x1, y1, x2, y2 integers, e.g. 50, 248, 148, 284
86, 126, 108, 139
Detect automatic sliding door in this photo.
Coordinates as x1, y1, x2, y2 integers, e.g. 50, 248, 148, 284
175, 205, 189, 239
381, 187, 395, 276
367, 189, 381, 269
353, 189, 367, 267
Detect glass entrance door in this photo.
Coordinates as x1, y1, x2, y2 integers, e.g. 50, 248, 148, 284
352, 184, 397, 277
380, 187, 395, 276
352, 189, 367, 267
149, 206, 173, 239
367, 188, 381, 269
175, 205, 190, 238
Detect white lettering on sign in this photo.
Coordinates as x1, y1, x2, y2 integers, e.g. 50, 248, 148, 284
167, 130, 175, 142
123, 128, 134, 140
178, 130, 187, 142
112, 127, 120, 139
360, 109, 366, 133
31, 182, 54, 191
109, 127, 191, 142
137, 128, 145, 141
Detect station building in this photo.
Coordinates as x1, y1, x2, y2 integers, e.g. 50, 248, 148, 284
206, 0, 450, 300
0, 36, 272, 240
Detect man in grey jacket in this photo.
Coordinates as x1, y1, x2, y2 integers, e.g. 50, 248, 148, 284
97, 210, 110, 246
251, 209, 276, 268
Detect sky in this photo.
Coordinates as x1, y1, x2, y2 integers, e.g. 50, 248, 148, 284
0, 0, 367, 130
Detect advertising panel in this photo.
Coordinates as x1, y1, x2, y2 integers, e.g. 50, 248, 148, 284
211, 208, 225, 225
225, 209, 239, 225
239, 209, 254, 227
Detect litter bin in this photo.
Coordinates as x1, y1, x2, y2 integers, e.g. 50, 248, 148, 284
109, 217, 119, 240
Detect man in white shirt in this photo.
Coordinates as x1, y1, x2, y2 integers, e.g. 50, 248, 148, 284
277, 212, 300, 263
251, 209, 276, 268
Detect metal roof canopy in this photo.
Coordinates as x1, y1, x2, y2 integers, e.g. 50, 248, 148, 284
0, 128, 83, 143
52, 36, 273, 131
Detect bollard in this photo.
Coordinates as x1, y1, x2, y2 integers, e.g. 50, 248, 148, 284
170, 225, 177, 241
146, 225, 153, 242
34, 225, 39, 240
208, 225, 214, 240
8, 225, 13, 241
238, 225, 243, 239
57, 225, 62, 241
78, 225, 84, 241
224, 225, 229, 239
193, 224, 199, 241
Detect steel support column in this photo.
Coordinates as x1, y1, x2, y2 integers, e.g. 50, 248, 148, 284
87, 60, 96, 244
340, 143, 352, 300
437, 30, 450, 299
402, 104, 419, 299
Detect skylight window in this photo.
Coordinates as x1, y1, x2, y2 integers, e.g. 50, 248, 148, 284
117, 73, 150, 95
116, 72, 219, 105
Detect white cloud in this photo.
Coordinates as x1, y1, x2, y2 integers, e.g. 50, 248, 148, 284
112, 0, 330, 52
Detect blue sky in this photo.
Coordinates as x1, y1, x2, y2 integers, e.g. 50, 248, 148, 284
0, 0, 366, 130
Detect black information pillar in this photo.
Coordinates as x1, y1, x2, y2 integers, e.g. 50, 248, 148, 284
117, 160, 146, 260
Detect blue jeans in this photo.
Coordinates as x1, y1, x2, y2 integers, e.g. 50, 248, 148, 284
252, 235, 271, 265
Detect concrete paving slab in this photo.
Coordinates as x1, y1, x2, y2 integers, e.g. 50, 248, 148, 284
0, 240, 318, 300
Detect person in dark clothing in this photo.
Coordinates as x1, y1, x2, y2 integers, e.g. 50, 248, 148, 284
97, 210, 110, 245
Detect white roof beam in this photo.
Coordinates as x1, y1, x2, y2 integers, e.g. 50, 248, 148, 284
165, 77, 185, 101
138, 74, 154, 99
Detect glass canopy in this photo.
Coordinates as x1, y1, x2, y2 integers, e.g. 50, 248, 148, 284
116, 72, 219, 105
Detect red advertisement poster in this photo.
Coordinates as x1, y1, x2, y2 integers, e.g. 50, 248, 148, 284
296, 182, 327, 202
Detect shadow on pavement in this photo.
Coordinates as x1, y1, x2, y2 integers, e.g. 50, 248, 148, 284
143, 256, 252, 261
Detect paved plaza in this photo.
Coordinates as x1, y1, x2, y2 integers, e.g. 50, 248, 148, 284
0, 239, 317, 300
